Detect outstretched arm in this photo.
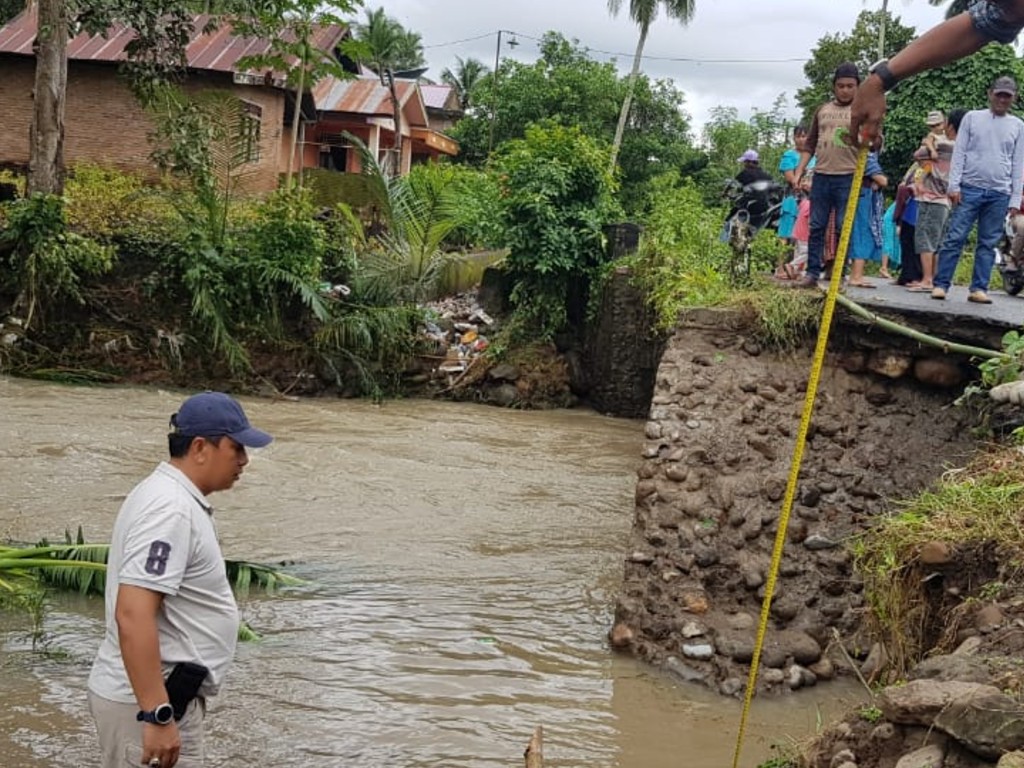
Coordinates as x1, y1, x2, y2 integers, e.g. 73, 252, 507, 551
851, 12, 993, 147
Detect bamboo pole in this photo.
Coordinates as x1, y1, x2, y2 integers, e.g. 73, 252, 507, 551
524, 726, 543, 768
835, 293, 1003, 359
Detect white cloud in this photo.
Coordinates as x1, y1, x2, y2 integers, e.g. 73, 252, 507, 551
363, 0, 950, 129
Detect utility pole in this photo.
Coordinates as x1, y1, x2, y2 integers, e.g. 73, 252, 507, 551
878, 0, 889, 60
488, 29, 518, 156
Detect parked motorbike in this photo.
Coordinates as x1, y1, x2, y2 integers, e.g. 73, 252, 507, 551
721, 179, 786, 281
994, 214, 1024, 297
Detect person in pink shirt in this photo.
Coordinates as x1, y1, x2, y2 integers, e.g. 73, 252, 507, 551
777, 175, 812, 279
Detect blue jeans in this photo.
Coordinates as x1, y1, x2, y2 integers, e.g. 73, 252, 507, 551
934, 184, 1008, 292
807, 173, 853, 279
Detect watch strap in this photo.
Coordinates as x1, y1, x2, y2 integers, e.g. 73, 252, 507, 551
136, 703, 174, 725
870, 59, 899, 92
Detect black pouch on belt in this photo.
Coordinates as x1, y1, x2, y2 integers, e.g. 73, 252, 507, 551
164, 662, 209, 721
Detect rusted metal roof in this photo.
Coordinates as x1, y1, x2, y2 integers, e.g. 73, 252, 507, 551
313, 76, 429, 127
419, 84, 459, 112
0, 9, 347, 76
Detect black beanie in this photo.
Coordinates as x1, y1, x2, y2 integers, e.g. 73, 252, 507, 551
833, 62, 861, 83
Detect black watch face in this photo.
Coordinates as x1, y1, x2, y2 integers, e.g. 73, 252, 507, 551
154, 704, 175, 724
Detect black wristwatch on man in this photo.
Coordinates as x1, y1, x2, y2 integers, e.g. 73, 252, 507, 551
137, 702, 175, 726
869, 59, 900, 92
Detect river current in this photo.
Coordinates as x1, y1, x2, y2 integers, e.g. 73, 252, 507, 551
0, 378, 861, 767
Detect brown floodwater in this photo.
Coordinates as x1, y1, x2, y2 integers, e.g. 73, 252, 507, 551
0, 377, 865, 767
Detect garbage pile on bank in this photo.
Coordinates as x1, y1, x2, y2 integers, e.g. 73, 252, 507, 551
419, 291, 496, 379
415, 291, 547, 407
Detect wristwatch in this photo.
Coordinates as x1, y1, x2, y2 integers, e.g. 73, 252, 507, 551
136, 703, 175, 725
869, 59, 899, 92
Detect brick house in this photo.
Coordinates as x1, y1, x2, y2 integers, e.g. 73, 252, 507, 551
0, 10, 354, 193
0, 11, 460, 191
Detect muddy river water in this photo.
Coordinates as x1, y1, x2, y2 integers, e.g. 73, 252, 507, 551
0, 378, 863, 767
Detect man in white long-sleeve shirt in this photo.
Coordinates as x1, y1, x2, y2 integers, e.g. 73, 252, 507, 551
932, 75, 1024, 304
933, 75, 1024, 303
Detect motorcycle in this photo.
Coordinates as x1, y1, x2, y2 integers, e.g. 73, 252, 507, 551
994, 214, 1024, 297
721, 179, 786, 281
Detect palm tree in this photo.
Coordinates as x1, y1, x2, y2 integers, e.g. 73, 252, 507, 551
927, 0, 971, 19
356, 8, 427, 174
607, 0, 695, 174
441, 56, 487, 110
356, 7, 424, 76
392, 28, 425, 73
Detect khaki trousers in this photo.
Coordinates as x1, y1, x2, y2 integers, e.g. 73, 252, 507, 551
88, 690, 205, 768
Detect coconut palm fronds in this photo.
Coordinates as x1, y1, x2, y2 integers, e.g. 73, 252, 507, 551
225, 559, 305, 596
1, 535, 304, 599
0, 544, 110, 596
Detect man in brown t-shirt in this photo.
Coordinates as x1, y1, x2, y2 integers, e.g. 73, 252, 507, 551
793, 62, 862, 286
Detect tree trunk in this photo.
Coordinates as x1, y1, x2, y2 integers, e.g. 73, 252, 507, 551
388, 68, 402, 178
608, 23, 648, 175
27, 0, 69, 196
286, 63, 306, 189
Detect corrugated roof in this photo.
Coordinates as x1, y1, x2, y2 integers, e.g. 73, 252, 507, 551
419, 84, 459, 111
0, 9, 347, 76
313, 76, 428, 127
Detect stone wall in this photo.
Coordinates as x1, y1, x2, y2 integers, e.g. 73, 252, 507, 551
584, 266, 665, 417
610, 308, 979, 696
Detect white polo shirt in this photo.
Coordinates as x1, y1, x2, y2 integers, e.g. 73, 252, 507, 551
88, 462, 239, 703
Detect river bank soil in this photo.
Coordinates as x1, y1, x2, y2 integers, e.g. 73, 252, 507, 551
609, 305, 1024, 764
609, 307, 980, 694
0, 283, 580, 408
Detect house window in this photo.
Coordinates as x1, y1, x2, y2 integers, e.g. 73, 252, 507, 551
319, 144, 349, 172
237, 101, 262, 164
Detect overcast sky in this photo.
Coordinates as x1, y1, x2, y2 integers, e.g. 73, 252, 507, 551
367, 0, 953, 132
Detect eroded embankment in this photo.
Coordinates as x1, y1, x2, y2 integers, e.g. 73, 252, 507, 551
609, 307, 979, 696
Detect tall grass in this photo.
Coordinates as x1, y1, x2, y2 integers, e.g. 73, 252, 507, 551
851, 446, 1024, 677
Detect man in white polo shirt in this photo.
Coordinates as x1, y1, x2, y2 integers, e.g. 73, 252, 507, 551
88, 392, 273, 768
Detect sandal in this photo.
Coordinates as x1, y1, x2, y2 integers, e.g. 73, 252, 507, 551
906, 285, 933, 293
848, 281, 877, 289
878, 269, 892, 279
774, 264, 798, 280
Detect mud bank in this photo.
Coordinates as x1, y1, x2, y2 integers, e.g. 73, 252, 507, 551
609, 307, 982, 696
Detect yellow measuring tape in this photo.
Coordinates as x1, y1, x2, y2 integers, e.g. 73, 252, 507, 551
730, 143, 870, 768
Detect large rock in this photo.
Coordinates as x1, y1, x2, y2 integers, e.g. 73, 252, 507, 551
908, 655, 992, 685
935, 691, 1024, 760
714, 628, 820, 667
894, 743, 944, 768
879, 680, 1003, 727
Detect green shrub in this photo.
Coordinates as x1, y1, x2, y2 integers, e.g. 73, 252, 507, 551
242, 187, 325, 284
405, 162, 505, 250
623, 174, 732, 327
494, 122, 619, 340
64, 164, 177, 241
0, 194, 114, 329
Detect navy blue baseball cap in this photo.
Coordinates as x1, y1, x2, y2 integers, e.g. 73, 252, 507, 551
171, 392, 273, 448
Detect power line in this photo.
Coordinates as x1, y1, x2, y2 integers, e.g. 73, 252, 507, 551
421, 28, 807, 65
421, 32, 496, 49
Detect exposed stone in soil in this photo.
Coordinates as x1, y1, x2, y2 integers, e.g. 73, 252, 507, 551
611, 308, 979, 697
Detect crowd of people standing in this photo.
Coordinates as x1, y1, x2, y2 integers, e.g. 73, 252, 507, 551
764, 60, 1024, 306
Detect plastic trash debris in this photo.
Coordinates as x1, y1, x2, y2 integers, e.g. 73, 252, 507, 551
469, 309, 494, 326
